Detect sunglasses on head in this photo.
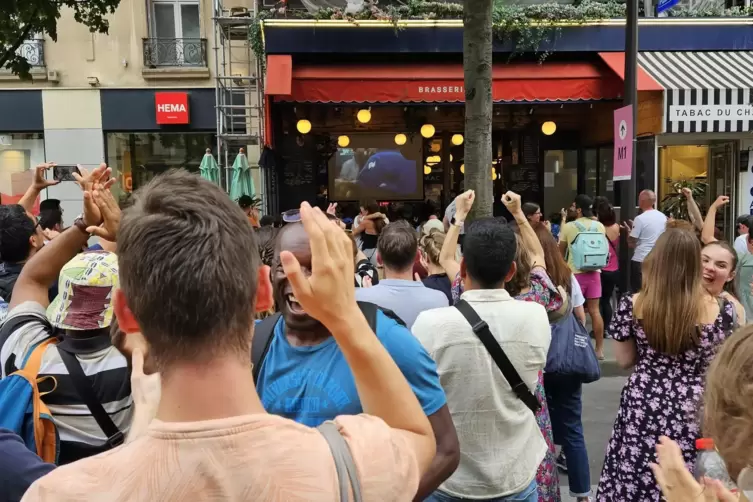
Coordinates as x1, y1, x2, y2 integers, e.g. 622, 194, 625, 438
281, 209, 301, 223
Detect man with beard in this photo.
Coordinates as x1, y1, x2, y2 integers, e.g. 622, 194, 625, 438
254, 221, 460, 501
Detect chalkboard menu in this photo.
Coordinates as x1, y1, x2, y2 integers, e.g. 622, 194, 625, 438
522, 134, 539, 165
505, 163, 541, 205
278, 134, 318, 210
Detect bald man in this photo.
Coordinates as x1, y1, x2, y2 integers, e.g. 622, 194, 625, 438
625, 190, 667, 292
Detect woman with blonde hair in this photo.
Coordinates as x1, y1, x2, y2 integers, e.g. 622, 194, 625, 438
419, 229, 452, 303
597, 228, 736, 501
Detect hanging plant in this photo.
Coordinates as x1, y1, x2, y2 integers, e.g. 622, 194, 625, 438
250, 0, 744, 73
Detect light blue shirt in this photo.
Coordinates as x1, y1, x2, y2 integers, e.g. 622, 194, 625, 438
355, 278, 449, 328
256, 313, 446, 427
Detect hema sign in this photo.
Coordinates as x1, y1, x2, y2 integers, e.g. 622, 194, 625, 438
155, 92, 189, 124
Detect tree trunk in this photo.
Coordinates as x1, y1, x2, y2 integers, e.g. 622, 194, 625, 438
463, 0, 494, 220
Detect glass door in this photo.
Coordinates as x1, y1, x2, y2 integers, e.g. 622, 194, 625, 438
708, 141, 737, 242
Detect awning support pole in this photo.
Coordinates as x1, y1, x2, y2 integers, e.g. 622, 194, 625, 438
620, 0, 639, 294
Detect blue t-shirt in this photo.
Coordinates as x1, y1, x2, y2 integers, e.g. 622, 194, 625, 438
356, 151, 418, 195
0, 428, 54, 502
256, 312, 446, 427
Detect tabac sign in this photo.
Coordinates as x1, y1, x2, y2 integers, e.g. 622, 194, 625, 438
155, 92, 190, 125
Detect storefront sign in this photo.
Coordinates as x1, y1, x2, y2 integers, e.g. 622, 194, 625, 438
155, 92, 189, 125
669, 103, 753, 122
613, 105, 633, 181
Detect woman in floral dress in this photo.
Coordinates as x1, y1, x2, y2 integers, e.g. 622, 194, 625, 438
596, 229, 735, 501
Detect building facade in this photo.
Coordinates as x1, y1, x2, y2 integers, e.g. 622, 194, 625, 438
0, 0, 263, 224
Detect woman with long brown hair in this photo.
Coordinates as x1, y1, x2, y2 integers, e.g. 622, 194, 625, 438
596, 229, 736, 501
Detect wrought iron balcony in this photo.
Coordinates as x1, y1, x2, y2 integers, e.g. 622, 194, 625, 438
15, 39, 45, 67
142, 38, 208, 68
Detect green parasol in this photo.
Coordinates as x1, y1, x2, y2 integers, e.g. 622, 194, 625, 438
229, 148, 255, 201
199, 149, 220, 185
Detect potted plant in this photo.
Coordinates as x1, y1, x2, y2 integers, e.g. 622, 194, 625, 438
660, 179, 707, 220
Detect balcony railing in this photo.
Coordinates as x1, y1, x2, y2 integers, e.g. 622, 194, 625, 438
142, 38, 207, 68
15, 39, 45, 67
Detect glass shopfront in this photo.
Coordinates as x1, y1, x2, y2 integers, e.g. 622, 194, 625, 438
106, 132, 215, 198
0, 133, 45, 204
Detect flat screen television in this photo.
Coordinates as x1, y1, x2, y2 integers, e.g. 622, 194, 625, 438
328, 133, 423, 201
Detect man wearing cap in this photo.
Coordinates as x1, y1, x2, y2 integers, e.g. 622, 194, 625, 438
0, 165, 132, 465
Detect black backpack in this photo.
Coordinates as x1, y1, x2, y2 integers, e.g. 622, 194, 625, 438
251, 301, 405, 383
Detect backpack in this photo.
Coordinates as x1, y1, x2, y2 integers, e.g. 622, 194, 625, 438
569, 220, 609, 271
0, 315, 125, 464
0, 316, 60, 463
252, 301, 405, 382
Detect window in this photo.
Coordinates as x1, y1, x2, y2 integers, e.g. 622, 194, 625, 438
150, 0, 202, 66
0, 133, 46, 204
106, 132, 215, 198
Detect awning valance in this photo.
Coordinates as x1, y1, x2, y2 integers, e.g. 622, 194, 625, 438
266, 59, 623, 103
637, 51, 753, 133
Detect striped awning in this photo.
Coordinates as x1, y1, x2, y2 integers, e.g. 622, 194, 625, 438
638, 51, 753, 133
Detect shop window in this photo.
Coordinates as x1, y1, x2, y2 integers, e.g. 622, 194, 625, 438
598, 146, 616, 205
105, 132, 215, 199
584, 148, 598, 199
543, 150, 577, 216
147, 0, 204, 67
0, 133, 45, 205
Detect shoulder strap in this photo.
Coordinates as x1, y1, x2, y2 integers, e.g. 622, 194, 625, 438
252, 313, 282, 383
57, 347, 124, 448
318, 421, 362, 502
0, 314, 51, 358
17, 338, 57, 377
573, 220, 586, 233
356, 301, 407, 329
453, 299, 541, 414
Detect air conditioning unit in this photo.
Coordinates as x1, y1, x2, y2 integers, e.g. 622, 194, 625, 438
47, 70, 60, 83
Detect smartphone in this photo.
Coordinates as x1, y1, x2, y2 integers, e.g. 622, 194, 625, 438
53, 165, 80, 182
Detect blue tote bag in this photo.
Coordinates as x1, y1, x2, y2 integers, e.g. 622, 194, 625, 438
545, 299, 601, 384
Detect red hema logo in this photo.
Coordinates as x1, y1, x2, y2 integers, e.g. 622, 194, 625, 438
155, 92, 189, 124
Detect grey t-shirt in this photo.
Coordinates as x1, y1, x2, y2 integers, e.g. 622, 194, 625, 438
355, 279, 449, 328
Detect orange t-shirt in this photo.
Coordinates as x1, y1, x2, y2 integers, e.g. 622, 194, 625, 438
248, 214, 260, 228
23, 414, 420, 502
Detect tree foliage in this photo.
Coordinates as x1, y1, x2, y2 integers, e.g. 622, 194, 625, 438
0, 0, 121, 78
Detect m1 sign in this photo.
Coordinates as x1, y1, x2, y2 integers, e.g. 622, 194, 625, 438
155, 92, 189, 125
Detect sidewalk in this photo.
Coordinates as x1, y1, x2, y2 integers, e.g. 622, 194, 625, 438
597, 338, 632, 378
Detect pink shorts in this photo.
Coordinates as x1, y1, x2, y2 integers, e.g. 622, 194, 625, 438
575, 271, 602, 300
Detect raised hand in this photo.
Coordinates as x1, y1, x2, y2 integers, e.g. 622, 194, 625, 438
502, 191, 522, 215
279, 202, 358, 330
454, 190, 475, 221
712, 195, 730, 208
681, 187, 693, 199
32, 163, 59, 190
326, 202, 338, 216
76, 164, 116, 227
86, 184, 121, 241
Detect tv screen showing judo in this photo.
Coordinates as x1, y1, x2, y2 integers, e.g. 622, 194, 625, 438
329, 134, 423, 201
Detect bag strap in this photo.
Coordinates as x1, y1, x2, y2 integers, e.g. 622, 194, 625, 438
251, 313, 282, 383
454, 299, 541, 414
17, 338, 57, 377
57, 347, 124, 448
318, 421, 362, 502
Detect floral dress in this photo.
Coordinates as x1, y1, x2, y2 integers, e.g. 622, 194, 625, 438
451, 269, 563, 502
596, 295, 734, 502
517, 269, 563, 502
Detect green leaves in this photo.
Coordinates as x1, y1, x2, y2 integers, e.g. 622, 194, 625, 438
0, 0, 121, 79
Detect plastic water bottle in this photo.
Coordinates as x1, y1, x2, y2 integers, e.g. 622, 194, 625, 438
694, 438, 737, 492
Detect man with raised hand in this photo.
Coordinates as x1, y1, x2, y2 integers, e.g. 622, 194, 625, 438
23, 171, 436, 502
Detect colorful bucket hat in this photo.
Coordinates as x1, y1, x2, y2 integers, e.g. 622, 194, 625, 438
47, 251, 119, 331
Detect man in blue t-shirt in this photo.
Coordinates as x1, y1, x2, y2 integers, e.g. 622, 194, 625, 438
257, 221, 459, 500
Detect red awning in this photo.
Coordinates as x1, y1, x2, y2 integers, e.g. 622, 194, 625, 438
597, 52, 663, 92
266, 60, 623, 103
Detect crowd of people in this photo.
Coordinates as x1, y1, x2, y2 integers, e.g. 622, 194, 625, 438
0, 162, 751, 502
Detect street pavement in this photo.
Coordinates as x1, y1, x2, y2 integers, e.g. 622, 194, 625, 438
558, 350, 628, 501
